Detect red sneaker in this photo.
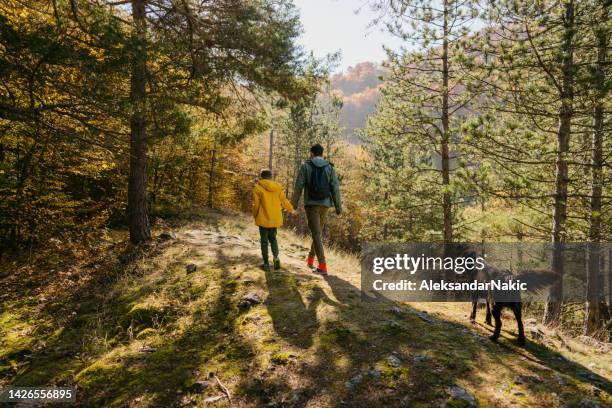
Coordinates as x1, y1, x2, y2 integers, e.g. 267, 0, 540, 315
307, 255, 315, 269
315, 262, 328, 275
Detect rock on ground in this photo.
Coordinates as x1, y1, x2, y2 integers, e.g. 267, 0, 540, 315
445, 385, 478, 408
389, 355, 402, 367
345, 373, 364, 390
191, 380, 210, 393
159, 231, 176, 241
415, 311, 433, 323
414, 354, 429, 363
238, 293, 263, 310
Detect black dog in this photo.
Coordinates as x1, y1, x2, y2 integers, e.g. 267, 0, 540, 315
466, 254, 556, 346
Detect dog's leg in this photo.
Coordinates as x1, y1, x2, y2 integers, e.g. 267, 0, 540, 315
489, 304, 502, 342
512, 303, 526, 346
470, 300, 477, 322
485, 299, 492, 326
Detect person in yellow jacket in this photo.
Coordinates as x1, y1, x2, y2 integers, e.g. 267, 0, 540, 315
252, 169, 294, 269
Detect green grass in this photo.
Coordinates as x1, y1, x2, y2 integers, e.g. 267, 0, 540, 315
0, 208, 610, 407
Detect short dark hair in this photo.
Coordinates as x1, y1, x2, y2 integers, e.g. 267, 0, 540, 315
310, 143, 324, 156
260, 169, 272, 179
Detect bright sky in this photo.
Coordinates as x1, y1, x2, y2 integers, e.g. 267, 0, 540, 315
292, 0, 405, 73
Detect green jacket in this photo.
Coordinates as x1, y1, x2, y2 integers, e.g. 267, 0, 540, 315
291, 156, 342, 213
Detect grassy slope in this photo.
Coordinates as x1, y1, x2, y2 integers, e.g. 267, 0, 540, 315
0, 209, 610, 407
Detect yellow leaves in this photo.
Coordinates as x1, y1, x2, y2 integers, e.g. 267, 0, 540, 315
3, 1, 50, 31
99, 162, 112, 171
88, 47, 109, 63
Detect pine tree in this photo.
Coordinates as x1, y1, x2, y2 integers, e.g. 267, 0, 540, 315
98, 0, 309, 243
584, 0, 609, 335
366, 0, 482, 242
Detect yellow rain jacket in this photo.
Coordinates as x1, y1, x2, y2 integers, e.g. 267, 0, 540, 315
252, 179, 294, 228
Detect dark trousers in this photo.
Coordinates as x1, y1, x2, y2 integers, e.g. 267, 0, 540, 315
305, 206, 328, 263
259, 227, 278, 264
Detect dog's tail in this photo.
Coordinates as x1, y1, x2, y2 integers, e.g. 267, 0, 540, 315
519, 269, 558, 292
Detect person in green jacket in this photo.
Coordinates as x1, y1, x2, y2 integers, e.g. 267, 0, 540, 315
291, 143, 342, 275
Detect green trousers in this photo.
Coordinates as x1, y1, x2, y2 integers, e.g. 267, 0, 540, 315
259, 226, 279, 264
305, 205, 328, 263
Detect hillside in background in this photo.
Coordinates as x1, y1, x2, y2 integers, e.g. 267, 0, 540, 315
332, 62, 385, 143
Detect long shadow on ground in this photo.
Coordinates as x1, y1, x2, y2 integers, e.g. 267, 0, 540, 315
241, 269, 610, 407
3, 219, 261, 407
262, 263, 333, 350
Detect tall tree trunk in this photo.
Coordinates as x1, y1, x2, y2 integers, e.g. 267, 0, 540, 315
609, 248, 612, 318
585, 0, 607, 335
292, 132, 300, 189
544, 0, 574, 325
208, 144, 216, 207
441, 0, 452, 243
151, 163, 159, 204
128, 0, 151, 244
268, 128, 274, 170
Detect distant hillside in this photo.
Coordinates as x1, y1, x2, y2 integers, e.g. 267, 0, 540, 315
332, 62, 385, 143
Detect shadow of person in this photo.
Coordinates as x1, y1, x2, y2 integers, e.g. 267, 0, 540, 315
524, 341, 611, 394
241, 267, 612, 407
321, 272, 612, 401
323, 273, 380, 305
263, 267, 327, 349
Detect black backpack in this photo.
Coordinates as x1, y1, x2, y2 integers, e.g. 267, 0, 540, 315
306, 161, 331, 200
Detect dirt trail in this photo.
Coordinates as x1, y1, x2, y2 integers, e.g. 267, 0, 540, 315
179, 228, 326, 276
